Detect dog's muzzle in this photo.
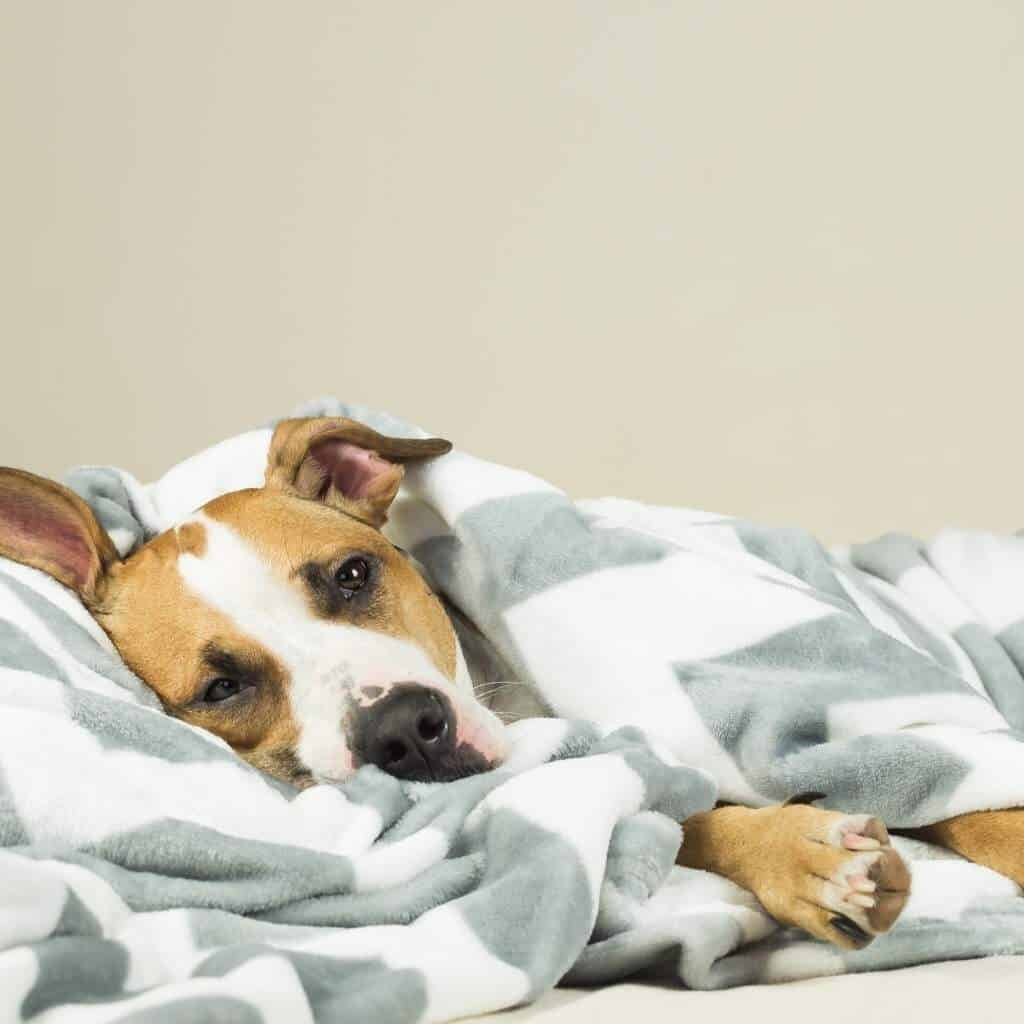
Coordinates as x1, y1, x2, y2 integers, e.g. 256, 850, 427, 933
352, 683, 490, 782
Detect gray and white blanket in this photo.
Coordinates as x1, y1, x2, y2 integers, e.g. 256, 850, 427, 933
4, 399, 1024, 1021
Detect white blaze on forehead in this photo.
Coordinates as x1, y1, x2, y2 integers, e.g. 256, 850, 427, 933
177, 514, 454, 781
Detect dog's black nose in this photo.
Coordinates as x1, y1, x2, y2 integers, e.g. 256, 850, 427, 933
357, 686, 456, 781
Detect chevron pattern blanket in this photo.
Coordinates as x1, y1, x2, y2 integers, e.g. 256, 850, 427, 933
2, 398, 1024, 1021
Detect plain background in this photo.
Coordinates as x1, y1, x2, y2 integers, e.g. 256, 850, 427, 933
2, 1, 1022, 544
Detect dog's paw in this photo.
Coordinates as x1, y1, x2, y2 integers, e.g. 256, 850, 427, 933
748, 806, 911, 950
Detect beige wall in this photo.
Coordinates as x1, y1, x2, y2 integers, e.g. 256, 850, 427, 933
2, 1, 1022, 543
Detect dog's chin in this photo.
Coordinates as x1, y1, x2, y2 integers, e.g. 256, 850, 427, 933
299, 744, 500, 787
403, 744, 496, 784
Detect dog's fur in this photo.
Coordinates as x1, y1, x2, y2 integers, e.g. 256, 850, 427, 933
4, 416, 1024, 949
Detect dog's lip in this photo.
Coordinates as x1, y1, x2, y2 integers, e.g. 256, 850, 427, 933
451, 703, 508, 767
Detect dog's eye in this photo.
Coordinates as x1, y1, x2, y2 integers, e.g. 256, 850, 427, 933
202, 678, 247, 703
335, 557, 371, 594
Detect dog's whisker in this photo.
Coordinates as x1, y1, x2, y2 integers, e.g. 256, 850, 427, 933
474, 681, 531, 699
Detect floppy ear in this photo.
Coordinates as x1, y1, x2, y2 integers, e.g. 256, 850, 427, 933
0, 468, 120, 605
265, 417, 452, 527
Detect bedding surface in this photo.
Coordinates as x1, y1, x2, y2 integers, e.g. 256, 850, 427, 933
464, 957, 1024, 1024
4, 399, 1024, 1020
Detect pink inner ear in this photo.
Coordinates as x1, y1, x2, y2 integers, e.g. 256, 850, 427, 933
0, 491, 93, 590
311, 440, 396, 499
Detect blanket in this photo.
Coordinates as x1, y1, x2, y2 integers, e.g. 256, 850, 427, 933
3, 400, 1024, 1021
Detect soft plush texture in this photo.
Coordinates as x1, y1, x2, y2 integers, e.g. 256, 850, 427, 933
3, 400, 1024, 1021
0, 572, 716, 1022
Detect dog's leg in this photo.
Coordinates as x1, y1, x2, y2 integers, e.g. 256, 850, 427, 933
902, 808, 1024, 885
677, 802, 911, 949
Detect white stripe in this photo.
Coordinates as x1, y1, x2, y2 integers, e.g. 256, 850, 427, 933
928, 529, 1024, 634
498, 718, 572, 774
841, 568, 985, 694
467, 753, 645, 902
0, 577, 135, 703
405, 451, 559, 524
0, 707, 369, 852
906, 725, 1024, 818
832, 567, 918, 650
0, 853, 69, 949
0, 948, 39, 1016
903, 860, 1021, 920
0, 560, 116, 653
145, 429, 274, 531
353, 827, 449, 892
897, 564, 976, 634
826, 694, 1006, 742
39, 860, 131, 936
118, 909, 201, 991
277, 903, 531, 1021
0, 668, 68, 712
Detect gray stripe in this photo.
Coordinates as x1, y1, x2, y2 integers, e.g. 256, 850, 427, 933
414, 491, 673, 620
457, 807, 594, 999
0, 569, 162, 709
64, 466, 148, 555
591, 727, 716, 824
0, 566, 251, 766
734, 522, 852, 604
65, 688, 249, 765
378, 770, 506, 845
955, 622, 1024, 730
602, 813, 680, 908
840, 909, 1024, 975
0, 760, 28, 845
855, 570, 963, 675
21, 936, 129, 1019
849, 532, 927, 585
776, 729, 973, 826
77, 820, 358, 916
54, 887, 103, 938
256, 854, 484, 927
0, 616, 68, 682
565, 912, 744, 987
414, 490, 676, 694
194, 946, 427, 1024
675, 614, 982, 820
339, 765, 411, 828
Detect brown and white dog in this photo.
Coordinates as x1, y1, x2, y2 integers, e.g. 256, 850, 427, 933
2, 417, 1023, 950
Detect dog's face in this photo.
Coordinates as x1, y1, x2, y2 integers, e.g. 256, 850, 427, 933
0, 418, 506, 787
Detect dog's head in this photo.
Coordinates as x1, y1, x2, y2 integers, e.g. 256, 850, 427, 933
0, 418, 506, 786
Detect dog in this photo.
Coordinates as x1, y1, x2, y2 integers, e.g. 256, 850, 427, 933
4, 415, 1022, 951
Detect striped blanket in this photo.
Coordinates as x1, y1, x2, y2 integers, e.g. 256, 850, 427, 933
3, 399, 1024, 1021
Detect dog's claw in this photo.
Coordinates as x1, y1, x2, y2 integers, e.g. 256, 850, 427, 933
830, 915, 871, 945
784, 791, 828, 807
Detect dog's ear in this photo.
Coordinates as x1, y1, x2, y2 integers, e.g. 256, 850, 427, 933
265, 417, 452, 527
0, 468, 120, 605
